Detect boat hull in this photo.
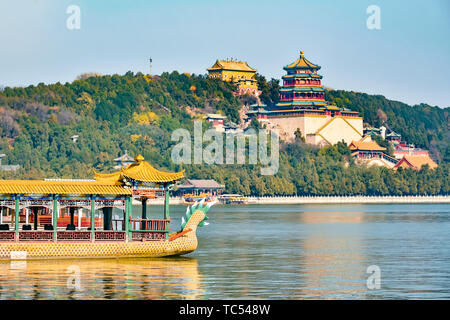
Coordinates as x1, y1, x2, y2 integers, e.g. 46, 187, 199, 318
0, 232, 197, 260
0, 201, 209, 260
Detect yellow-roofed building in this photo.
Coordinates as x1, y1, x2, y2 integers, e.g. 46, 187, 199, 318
207, 59, 260, 96
349, 136, 399, 168
394, 155, 438, 170
246, 51, 363, 145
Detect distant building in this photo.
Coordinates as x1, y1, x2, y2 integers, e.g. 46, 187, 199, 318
349, 136, 398, 168
393, 145, 430, 159
174, 179, 225, 197
223, 122, 243, 135
394, 155, 437, 170
384, 130, 431, 159
385, 131, 402, 144
246, 51, 363, 146
207, 59, 260, 96
113, 150, 135, 169
206, 113, 227, 132
363, 126, 381, 137
0, 154, 20, 172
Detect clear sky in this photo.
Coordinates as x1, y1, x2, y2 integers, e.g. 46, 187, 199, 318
0, 0, 449, 107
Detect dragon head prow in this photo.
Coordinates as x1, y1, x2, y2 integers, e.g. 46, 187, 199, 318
181, 198, 217, 231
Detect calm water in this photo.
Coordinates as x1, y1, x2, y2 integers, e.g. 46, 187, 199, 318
0, 203, 449, 299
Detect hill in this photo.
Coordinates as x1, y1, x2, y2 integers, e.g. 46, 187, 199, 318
0, 71, 448, 195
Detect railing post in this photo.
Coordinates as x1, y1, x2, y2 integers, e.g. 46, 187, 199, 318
53, 197, 58, 242
90, 197, 95, 242
164, 184, 170, 240
14, 195, 19, 241
141, 197, 147, 230
125, 196, 131, 242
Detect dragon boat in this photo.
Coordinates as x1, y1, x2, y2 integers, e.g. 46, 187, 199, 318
0, 155, 215, 260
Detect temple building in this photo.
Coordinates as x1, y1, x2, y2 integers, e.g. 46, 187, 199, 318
349, 136, 398, 168
393, 155, 437, 170
246, 51, 363, 146
206, 113, 227, 132
207, 59, 260, 96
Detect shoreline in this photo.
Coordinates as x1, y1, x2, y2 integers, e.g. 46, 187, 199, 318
136, 195, 450, 205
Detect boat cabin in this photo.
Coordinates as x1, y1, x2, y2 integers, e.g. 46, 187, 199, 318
0, 155, 184, 243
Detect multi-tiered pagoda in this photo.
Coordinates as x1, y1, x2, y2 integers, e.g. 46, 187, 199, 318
247, 51, 363, 146
278, 50, 327, 110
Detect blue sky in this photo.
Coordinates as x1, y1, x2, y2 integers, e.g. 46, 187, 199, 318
0, 0, 449, 107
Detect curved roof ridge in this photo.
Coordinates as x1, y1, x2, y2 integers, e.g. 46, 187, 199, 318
284, 51, 321, 70
95, 155, 184, 183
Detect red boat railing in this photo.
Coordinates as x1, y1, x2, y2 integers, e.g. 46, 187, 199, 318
129, 218, 170, 232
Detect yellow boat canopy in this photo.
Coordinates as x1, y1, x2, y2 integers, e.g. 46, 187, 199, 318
0, 179, 132, 196
94, 154, 185, 184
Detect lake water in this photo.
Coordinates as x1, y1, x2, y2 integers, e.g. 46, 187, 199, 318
0, 203, 449, 299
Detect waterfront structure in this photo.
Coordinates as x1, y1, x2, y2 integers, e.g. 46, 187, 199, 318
218, 194, 248, 204
175, 179, 225, 197
349, 136, 398, 168
246, 51, 363, 145
207, 59, 260, 96
394, 155, 437, 170
0, 155, 215, 259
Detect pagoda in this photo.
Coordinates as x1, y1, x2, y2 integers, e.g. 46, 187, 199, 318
247, 50, 363, 146
277, 50, 327, 110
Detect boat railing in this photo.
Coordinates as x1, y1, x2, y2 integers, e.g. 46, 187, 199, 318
56, 231, 91, 241
0, 230, 128, 242
94, 231, 126, 241
131, 231, 166, 241
129, 218, 170, 241
19, 230, 54, 241
0, 230, 16, 241
129, 218, 170, 232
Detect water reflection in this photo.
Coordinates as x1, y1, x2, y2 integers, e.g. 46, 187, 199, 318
0, 257, 203, 300
299, 211, 366, 298
0, 204, 449, 299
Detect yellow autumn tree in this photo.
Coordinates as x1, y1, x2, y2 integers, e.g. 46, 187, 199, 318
131, 134, 141, 142
132, 111, 160, 125
77, 92, 96, 110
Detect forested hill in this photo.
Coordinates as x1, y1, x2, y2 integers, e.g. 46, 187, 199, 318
0, 71, 448, 195
325, 90, 449, 163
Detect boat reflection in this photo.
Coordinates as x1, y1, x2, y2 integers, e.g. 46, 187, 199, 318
0, 257, 203, 299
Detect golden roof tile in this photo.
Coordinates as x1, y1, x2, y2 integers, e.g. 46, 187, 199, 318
207, 60, 257, 72
349, 140, 386, 151
394, 155, 437, 170
95, 155, 185, 183
285, 51, 320, 69
0, 180, 132, 195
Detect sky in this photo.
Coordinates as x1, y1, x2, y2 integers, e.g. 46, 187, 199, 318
0, 0, 449, 107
